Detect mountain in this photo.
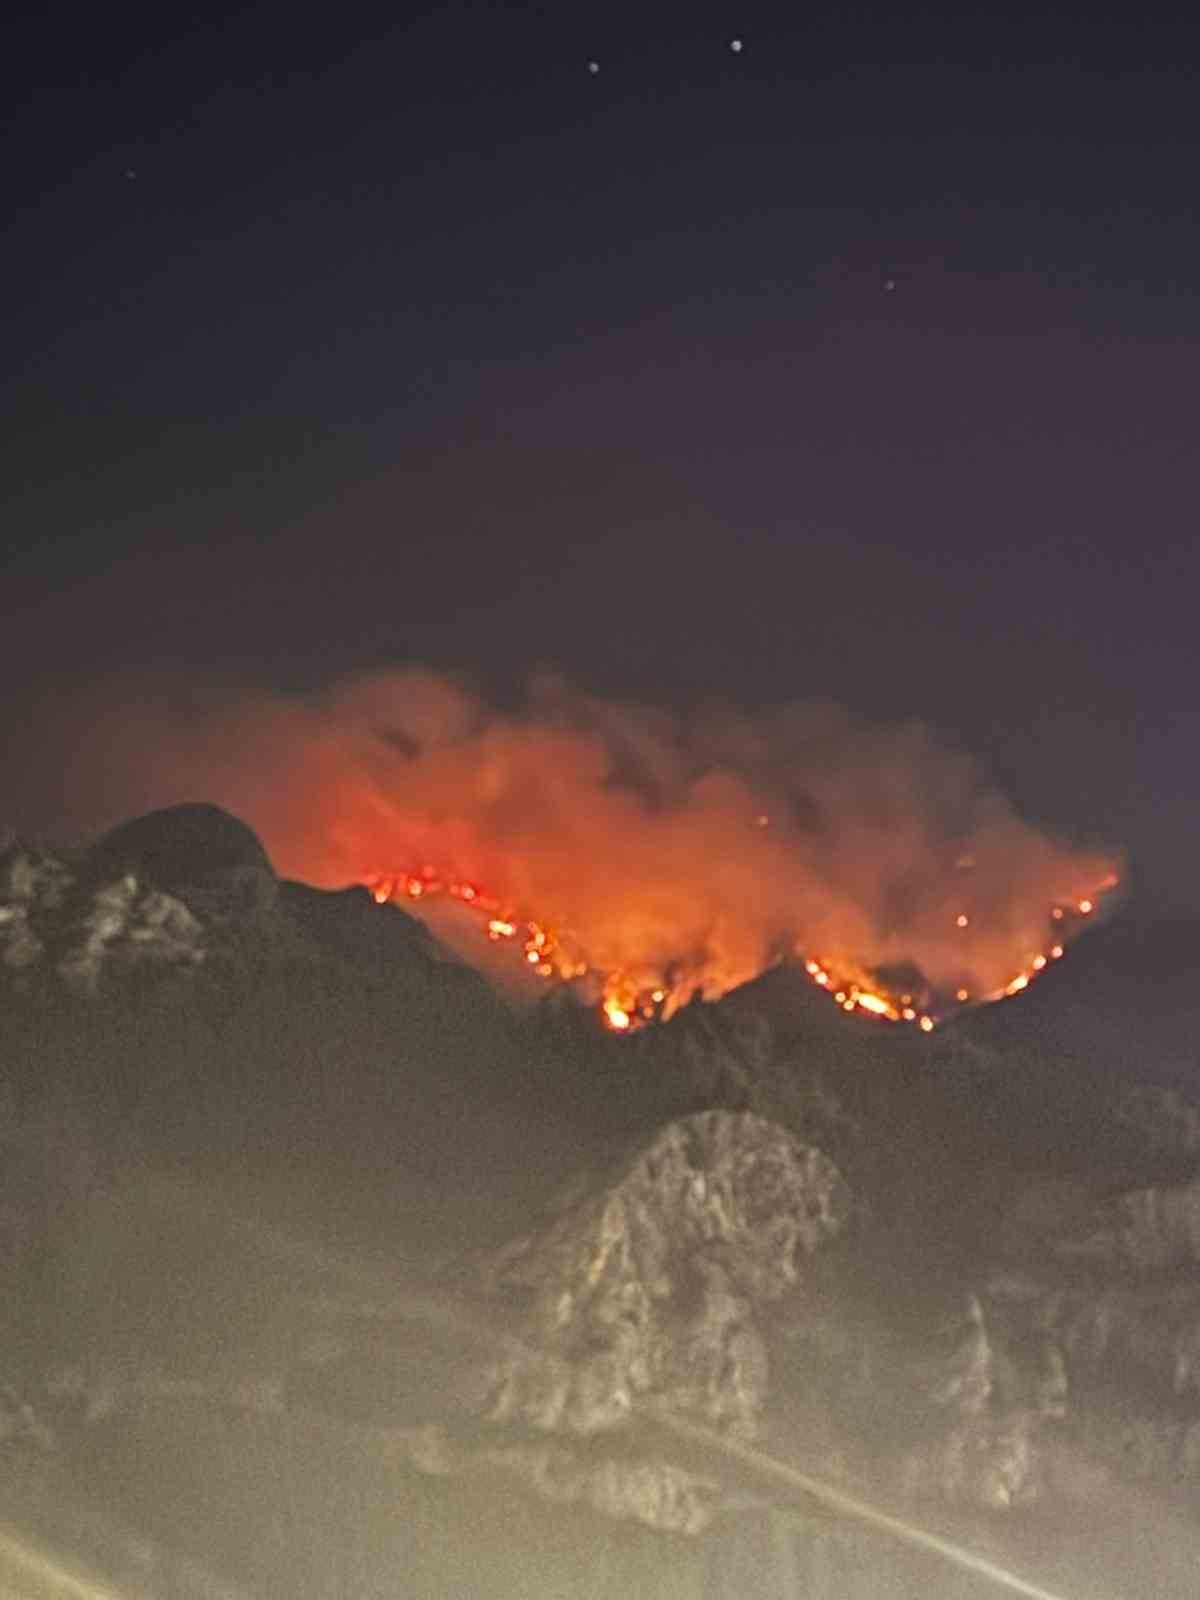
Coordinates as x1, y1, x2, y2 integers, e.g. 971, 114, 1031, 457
3, 802, 1200, 1598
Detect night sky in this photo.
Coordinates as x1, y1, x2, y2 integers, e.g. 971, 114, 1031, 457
4, 2, 1200, 917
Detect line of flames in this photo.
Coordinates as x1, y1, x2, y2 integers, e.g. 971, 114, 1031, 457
364, 867, 1119, 1034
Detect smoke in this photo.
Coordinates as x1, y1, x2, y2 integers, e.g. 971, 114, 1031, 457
1, 668, 1120, 1015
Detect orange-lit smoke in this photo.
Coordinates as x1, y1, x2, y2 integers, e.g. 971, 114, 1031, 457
2, 669, 1120, 1027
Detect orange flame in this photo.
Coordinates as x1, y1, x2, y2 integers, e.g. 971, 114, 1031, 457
364, 860, 1118, 1035
12, 669, 1123, 1037
367, 869, 668, 1031
791, 878, 1117, 1031
602, 997, 632, 1031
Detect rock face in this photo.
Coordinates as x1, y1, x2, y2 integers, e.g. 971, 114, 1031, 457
0, 845, 73, 974
0, 843, 204, 994
58, 876, 205, 995
1058, 1176, 1200, 1271
971, 1175, 1200, 1493
1, 803, 277, 994
891, 1289, 1069, 1509
386, 1424, 727, 1535
479, 1111, 849, 1439
91, 803, 278, 924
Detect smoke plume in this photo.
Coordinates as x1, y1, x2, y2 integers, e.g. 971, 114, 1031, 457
1, 668, 1120, 1021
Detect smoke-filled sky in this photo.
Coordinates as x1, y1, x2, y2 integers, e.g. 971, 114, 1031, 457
0, 668, 1119, 1019
3, 2, 1199, 922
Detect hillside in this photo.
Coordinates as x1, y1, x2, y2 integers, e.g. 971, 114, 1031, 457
2, 804, 1200, 1597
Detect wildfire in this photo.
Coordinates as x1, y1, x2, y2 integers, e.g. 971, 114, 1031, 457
364, 860, 1120, 1034
366, 866, 668, 1030
16, 665, 1125, 1041
602, 998, 632, 1031
767, 859, 1117, 1031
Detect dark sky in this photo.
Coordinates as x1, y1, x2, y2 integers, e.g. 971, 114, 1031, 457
3, 2, 1199, 914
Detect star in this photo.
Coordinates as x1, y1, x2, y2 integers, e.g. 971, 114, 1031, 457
587, 61, 600, 74
125, 169, 137, 180
730, 39, 744, 53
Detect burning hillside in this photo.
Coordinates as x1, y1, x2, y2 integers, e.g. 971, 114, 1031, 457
2, 669, 1120, 1030
362, 864, 1114, 1033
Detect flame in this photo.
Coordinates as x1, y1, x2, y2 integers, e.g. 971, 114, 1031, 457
852, 991, 896, 1019
33, 667, 1120, 1037
367, 868, 673, 1031
365, 858, 1119, 1035
602, 997, 632, 1031
783, 883, 1116, 1031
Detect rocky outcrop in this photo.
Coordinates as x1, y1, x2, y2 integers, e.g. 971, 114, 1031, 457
0, 843, 204, 995
388, 1424, 727, 1534
57, 876, 205, 994
0, 846, 73, 975
779, 1267, 1073, 1512
892, 1289, 1070, 1509
1056, 1176, 1200, 1272
91, 803, 278, 924
0, 807, 476, 1003
478, 1111, 849, 1440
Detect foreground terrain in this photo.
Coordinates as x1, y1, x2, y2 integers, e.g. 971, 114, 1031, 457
2, 804, 1200, 1597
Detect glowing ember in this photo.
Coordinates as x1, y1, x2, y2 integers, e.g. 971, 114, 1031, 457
366, 868, 671, 1031
365, 857, 1117, 1036
781, 875, 1117, 1030
854, 991, 895, 1018
603, 997, 632, 1031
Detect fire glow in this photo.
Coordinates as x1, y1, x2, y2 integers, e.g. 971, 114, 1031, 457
16, 667, 1123, 1036
366, 865, 1120, 1033
367, 866, 663, 1029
